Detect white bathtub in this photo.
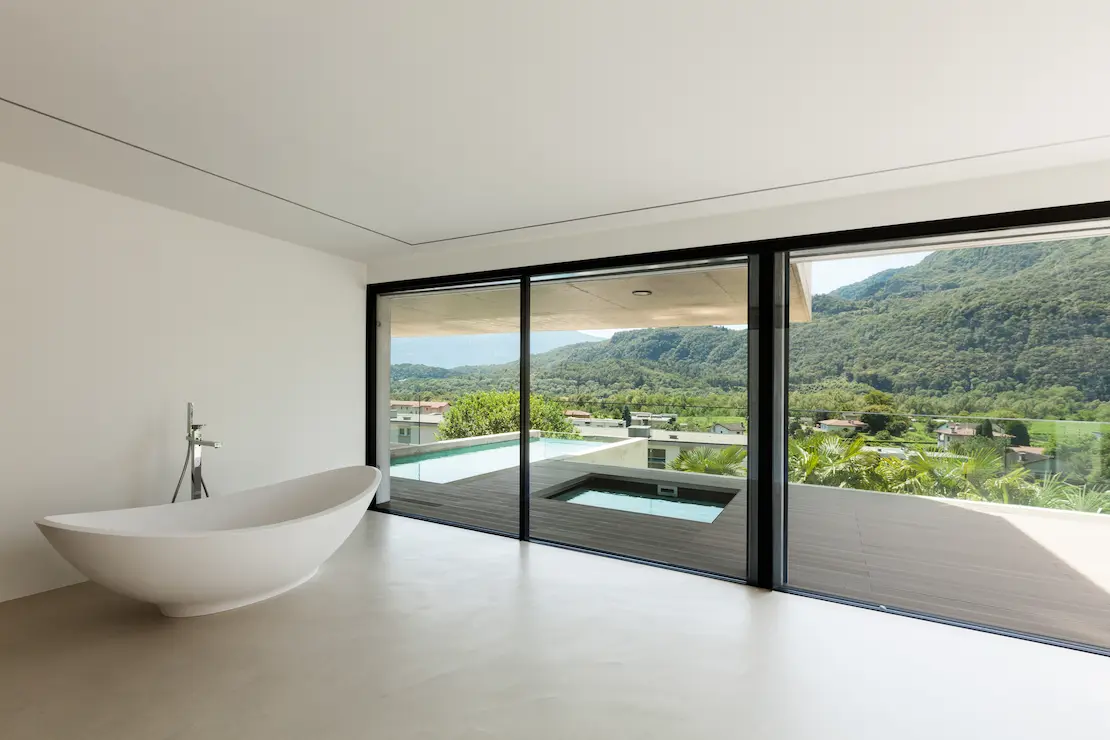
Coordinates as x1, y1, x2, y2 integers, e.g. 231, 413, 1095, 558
36, 466, 381, 617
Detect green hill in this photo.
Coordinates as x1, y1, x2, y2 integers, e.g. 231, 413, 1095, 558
794, 238, 1110, 412
391, 236, 1110, 420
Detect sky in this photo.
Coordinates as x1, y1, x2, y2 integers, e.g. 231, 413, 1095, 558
579, 251, 931, 338
808, 250, 930, 296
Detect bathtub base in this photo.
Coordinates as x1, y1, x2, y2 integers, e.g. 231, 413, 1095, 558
159, 568, 320, 618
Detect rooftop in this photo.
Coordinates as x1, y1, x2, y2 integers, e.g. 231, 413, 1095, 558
713, 422, 746, 432
937, 423, 1014, 439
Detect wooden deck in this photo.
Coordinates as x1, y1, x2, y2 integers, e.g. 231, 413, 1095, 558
380, 460, 1110, 649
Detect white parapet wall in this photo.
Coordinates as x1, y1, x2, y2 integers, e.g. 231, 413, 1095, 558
391, 430, 542, 459
390, 433, 646, 467
562, 438, 648, 468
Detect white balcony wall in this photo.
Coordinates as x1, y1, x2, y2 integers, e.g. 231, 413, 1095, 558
0, 162, 367, 603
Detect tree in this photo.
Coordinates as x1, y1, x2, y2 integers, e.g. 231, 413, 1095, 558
886, 416, 910, 437
1043, 433, 1097, 483
437, 390, 577, 440
1098, 435, 1110, 486
788, 433, 882, 490
859, 407, 891, 432
668, 446, 747, 476
861, 404, 912, 437
863, 389, 895, 407
976, 419, 995, 438
622, 405, 633, 428
1002, 420, 1031, 446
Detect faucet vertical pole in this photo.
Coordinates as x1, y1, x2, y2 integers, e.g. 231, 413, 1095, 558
188, 402, 203, 501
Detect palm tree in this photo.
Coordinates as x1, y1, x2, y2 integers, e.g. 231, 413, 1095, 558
787, 433, 882, 489
876, 450, 956, 497
981, 466, 1034, 505
1048, 487, 1110, 514
882, 446, 1008, 500
784, 432, 1110, 514
1033, 475, 1110, 513
668, 446, 747, 476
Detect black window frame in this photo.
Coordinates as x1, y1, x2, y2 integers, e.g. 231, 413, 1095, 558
367, 200, 1110, 656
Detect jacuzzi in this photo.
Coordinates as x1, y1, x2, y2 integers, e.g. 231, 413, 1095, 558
36, 466, 381, 617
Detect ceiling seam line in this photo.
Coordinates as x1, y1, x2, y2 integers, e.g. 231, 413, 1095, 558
0, 95, 413, 246
567, 283, 627, 310
408, 132, 1110, 246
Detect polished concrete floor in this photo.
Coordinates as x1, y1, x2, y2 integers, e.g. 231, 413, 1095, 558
387, 462, 1110, 648
2, 513, 1110, 739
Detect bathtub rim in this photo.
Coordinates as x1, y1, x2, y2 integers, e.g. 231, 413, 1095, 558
35, 465, 381, 539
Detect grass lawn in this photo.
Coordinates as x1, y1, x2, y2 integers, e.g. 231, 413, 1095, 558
1027, 419, 1110, 436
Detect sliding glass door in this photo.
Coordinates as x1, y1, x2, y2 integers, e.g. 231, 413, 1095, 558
785, 231, 1110, 650
377, 281, 521, 535
369, 210, 1110, 653
526, 261, 751, 577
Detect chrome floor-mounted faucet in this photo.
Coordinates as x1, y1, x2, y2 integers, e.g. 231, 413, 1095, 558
171, 402, 222, 502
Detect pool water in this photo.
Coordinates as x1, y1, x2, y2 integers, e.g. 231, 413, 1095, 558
390, 437, 604, 483
555, 487, 724, 523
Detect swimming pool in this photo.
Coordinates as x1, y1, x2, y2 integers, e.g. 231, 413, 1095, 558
390, 437, 604, 483
554, 486, 725, 522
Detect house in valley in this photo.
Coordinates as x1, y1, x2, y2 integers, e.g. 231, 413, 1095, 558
818, 419, 867, 435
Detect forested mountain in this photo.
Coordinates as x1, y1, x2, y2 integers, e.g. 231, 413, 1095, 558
794, 238, 1110, 407
392, 237, 1110, 419
391, 325, 747, 400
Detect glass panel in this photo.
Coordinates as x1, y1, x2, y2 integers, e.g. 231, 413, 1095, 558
379, 282, 520, 535
786, 234, 1110, 649
527, 260, 750, 577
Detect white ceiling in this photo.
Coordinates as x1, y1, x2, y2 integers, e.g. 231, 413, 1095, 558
2, 1, 1110, 264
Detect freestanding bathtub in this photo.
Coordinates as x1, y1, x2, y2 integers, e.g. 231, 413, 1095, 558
36, 466, 381, 617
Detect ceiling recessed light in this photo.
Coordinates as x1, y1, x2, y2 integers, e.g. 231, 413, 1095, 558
631, 290, 653, 296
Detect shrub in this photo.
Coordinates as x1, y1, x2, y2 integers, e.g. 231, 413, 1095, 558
1002, 420, 1031, 446
437, 391, 577, 440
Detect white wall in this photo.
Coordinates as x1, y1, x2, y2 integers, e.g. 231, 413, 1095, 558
564, 438, 648, 468
389, 421, 440, 446
0, 162, 367, 603
376, 158, 1110, 282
